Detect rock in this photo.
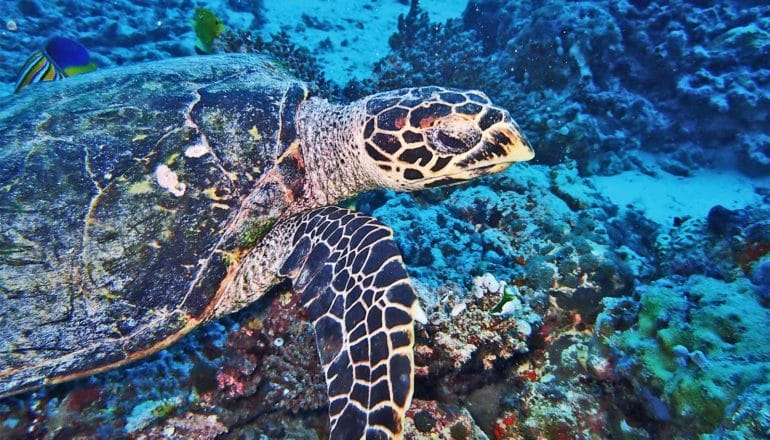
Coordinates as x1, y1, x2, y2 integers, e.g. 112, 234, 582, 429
404, 400, 489, 440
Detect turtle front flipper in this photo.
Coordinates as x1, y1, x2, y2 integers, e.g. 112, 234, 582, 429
223, 206, 420, 439
282, 207, 419, 440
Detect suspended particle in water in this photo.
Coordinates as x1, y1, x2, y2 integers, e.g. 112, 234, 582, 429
6, 19, 18, 31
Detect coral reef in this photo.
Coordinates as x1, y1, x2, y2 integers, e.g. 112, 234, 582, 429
360, 164, 636, 302
364, 0, 770, 176
214, 30, 342, 99
597, 275, 770, 437
413, 274, 546, 401
0, 288, 328, 439
611, 1, 770, 176
404, 399, 488, 440
356, 164, 649, 437
140, 413, 228, 439
651, 205, 770, 281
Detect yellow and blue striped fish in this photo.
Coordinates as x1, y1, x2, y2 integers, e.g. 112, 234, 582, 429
14, 37, 96, 93
14, 50, 65, 93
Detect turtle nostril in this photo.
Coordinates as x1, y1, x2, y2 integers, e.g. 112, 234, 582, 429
427, 126, 481, 154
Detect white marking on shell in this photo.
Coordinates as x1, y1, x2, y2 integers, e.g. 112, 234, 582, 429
155, 165, 186, 197
185, 143, 210, 158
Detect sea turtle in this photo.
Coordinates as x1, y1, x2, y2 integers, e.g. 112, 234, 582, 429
0, 54, 533, 439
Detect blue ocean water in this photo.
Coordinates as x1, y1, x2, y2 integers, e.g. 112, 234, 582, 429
0, 0, 769, 439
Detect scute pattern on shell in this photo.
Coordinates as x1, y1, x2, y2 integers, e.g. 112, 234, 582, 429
0, 55, 304, 397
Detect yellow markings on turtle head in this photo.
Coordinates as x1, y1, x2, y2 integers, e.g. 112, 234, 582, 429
211, 202, 230, 210
132, 134, 148, 142
248, 125, 262, 141
128, 178, 153, 195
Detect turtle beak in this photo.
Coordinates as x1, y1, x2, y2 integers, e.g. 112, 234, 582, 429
418, 118, 533, 188
457, 118, 534, 169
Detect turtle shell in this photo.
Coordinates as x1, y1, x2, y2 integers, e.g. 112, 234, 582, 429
0, 54, 306, 396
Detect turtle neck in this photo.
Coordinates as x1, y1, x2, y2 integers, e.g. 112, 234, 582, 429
295, 96, 377, 209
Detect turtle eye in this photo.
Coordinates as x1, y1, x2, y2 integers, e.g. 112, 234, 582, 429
426, 125, 481, 155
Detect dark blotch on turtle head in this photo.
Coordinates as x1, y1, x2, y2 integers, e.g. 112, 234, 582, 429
431, 129, 479, 154
479, 108, 503, 130
425, 122, 482, 156
366, 97, 401, 116
398, 147, 433, 166
371, 132, 402, 154
377, 107, 409, 131
424, 176, 466, 187
403, 131, 423, 143
409, 104, 452, 129
439, 92, 466, 104
430, 156, 452, 172
456, 102, 483, 116
467, 92, 489, 104
403, 169, 424, 180
366, 143, 390, 162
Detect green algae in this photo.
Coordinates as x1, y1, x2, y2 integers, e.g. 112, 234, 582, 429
239, 218, 277, 249
125, 397, 181, 432
611, 276, 770, 434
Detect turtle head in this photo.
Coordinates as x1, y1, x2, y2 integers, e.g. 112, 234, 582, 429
359, 87, 534, 190
296, 86, 533, 207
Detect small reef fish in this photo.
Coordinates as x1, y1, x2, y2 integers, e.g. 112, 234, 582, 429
14, 36, 96, 93
193, 7, 225, 54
